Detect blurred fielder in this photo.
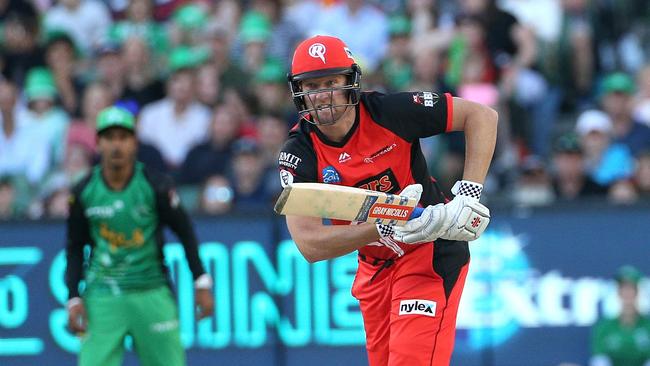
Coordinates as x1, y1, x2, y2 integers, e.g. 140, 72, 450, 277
65, 106, 214, 366
590, 265, 650, 366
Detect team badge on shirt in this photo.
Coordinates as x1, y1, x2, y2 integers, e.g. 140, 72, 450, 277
322, 166, 341, 184
412, 92, 439, 107
279, 169, 294, 188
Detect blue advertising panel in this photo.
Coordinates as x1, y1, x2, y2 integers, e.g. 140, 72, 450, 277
1, 206, 648, 366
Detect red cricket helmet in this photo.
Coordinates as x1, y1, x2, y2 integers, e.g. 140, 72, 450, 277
287, 35, 362, 125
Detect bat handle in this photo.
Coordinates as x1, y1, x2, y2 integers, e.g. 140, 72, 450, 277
409, 206, 424, 220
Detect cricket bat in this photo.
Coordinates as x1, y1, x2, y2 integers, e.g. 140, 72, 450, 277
274, 183, 424, 226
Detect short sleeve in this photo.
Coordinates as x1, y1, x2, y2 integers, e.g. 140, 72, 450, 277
277, 129, 318, 187
362, 91, 453, 141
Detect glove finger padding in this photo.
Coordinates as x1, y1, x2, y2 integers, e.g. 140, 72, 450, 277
375, 184, 422, 242
441, 199, 490, 241
399, 206, 432, 232
392, 204, 446, 244
398, 183, 423, 202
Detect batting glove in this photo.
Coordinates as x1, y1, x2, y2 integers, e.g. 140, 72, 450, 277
399, 183, 423, 203
375, 183, 422, 235
391, 203, 447, 244
375, 184, 423, 252
438, 180, 490, 242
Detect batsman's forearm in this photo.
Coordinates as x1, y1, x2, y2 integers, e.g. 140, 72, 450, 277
286, 215, 379, 263
462, 107, 498, 184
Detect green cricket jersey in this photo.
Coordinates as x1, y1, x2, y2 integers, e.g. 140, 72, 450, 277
65, 162, 205, 298
592, 315, 650, 366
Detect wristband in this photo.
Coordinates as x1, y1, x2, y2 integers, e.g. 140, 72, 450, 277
376, 224, 395, 238
194, 273, 213, 289
451, 180, 483, 200
67, 297, 82, 310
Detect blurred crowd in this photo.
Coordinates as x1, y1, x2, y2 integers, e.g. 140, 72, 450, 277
1, 0, 650, 220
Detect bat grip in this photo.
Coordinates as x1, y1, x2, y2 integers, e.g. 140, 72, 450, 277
409, 206, 424, 219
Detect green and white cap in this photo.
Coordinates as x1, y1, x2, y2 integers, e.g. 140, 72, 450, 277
615, 265, 643, 285
96, 106, 135, 134
24, 67, 57, 101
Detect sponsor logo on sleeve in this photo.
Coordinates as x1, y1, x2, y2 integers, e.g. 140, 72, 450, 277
279, 152, 303, 170
412, 92, 439, 107
279, 169, 294, 188
399, 299, 437, 317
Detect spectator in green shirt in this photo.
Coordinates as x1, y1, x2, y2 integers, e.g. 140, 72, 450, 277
590, 265, 650, 366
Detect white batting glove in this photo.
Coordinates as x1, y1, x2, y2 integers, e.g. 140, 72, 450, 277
391, 203, 447, 244
375, 183, 422, 235
399, 183, 423, 203
438, 180, 490, 242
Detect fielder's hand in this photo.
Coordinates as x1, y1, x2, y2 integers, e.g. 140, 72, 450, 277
67, 297, 87, 334
194, 274, 214, 320
195, 289, 214, 320
438, 180, 490, 241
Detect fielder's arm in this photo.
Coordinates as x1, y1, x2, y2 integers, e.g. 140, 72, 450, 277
152, 171, 214, 319
65, 192, 91, 300
65, 190, 92, 333
147, 169, 207, 281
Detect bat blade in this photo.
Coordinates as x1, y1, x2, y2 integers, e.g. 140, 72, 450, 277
274, 183, 421, 226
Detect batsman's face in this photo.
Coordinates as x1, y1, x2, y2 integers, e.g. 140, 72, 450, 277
301, 74, 350, 125
98, 128, 137, 169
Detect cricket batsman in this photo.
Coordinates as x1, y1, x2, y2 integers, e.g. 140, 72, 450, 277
278, 35, 497, 365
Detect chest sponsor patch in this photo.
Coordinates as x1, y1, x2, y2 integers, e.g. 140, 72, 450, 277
354, 168, 400, 193
364, 143, 397, 163
85, 199, 124, 218
399, 299, 436, 317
